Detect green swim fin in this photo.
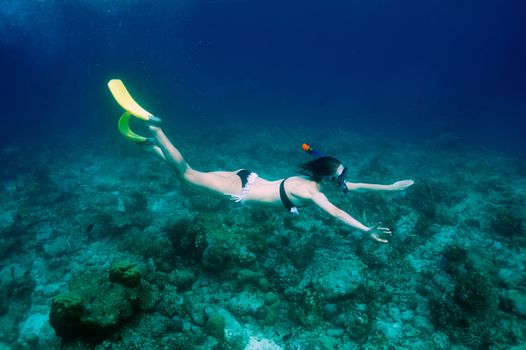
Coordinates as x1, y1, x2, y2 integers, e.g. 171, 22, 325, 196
108, 79, 161, 143
117, 111, 148, 143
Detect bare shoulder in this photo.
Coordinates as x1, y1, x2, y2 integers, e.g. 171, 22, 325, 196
287, 176, 320, 200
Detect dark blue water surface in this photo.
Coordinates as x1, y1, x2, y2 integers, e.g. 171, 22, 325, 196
1, 0, 525, 152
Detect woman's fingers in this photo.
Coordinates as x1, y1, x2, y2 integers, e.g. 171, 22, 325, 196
393, 180, 414, 190
372, 223, 391, 235
378, 226, 392, 236
400, 180, 414, 189
369, 223, 391, 243
371, 233, 389, 243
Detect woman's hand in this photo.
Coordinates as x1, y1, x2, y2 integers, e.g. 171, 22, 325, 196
367, 223, 392, 243
391, 180, 414, 191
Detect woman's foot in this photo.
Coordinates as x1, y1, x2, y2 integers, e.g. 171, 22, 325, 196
146, 115, 163, 126
138, 137, 165, 160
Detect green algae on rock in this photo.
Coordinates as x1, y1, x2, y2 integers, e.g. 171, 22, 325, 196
49, 292, 84, 338
49, 273, 139, 341
205, 313, 226, 339
109, 260, 142, 288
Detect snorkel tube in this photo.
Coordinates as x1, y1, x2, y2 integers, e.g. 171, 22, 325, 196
302, 143, 325, 157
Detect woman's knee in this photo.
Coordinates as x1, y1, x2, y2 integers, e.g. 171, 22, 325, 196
181, 167, 199, 182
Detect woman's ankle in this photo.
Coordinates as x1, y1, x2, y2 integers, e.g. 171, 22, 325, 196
148, 125, 162, 133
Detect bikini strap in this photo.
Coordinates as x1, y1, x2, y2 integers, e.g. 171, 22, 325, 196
280, 178, 299, 214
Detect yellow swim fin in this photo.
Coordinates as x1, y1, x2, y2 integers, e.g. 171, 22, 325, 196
108, 79, 162, 143
107, 79, 154, 121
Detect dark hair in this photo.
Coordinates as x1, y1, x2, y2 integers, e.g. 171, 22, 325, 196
297, 156, 343, 182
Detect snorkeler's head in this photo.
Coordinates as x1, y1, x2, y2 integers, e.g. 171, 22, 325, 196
298, 156, 348, 185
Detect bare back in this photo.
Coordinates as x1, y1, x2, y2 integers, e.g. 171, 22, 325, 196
184, 168, 319, 209
244, 175, 319, 208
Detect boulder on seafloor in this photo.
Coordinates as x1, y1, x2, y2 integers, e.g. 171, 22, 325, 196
49, 292, 84, 338
49, 272, 139, 341
205, 313, 226, 339
312, 255, 366, 300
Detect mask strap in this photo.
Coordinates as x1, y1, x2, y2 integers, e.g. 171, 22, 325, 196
336, 166, 349, 193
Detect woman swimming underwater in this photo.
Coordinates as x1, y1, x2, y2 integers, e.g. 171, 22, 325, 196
108, 80, 414, 243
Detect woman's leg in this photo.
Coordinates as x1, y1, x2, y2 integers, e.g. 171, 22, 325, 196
147, 125, 241, 196
148, 125, 189, 176
141, 143, 166, 161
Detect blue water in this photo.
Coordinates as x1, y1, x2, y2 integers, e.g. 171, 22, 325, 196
1, 0, 525, 152
1, 2, 526, 349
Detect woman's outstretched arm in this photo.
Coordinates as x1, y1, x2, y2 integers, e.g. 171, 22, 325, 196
308, 191, 392, 243
345, 179, 414, 193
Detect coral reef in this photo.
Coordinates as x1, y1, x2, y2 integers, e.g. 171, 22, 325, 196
0, 128, 524, 349
428, 245, 501, 349
49, 272, 139, 341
